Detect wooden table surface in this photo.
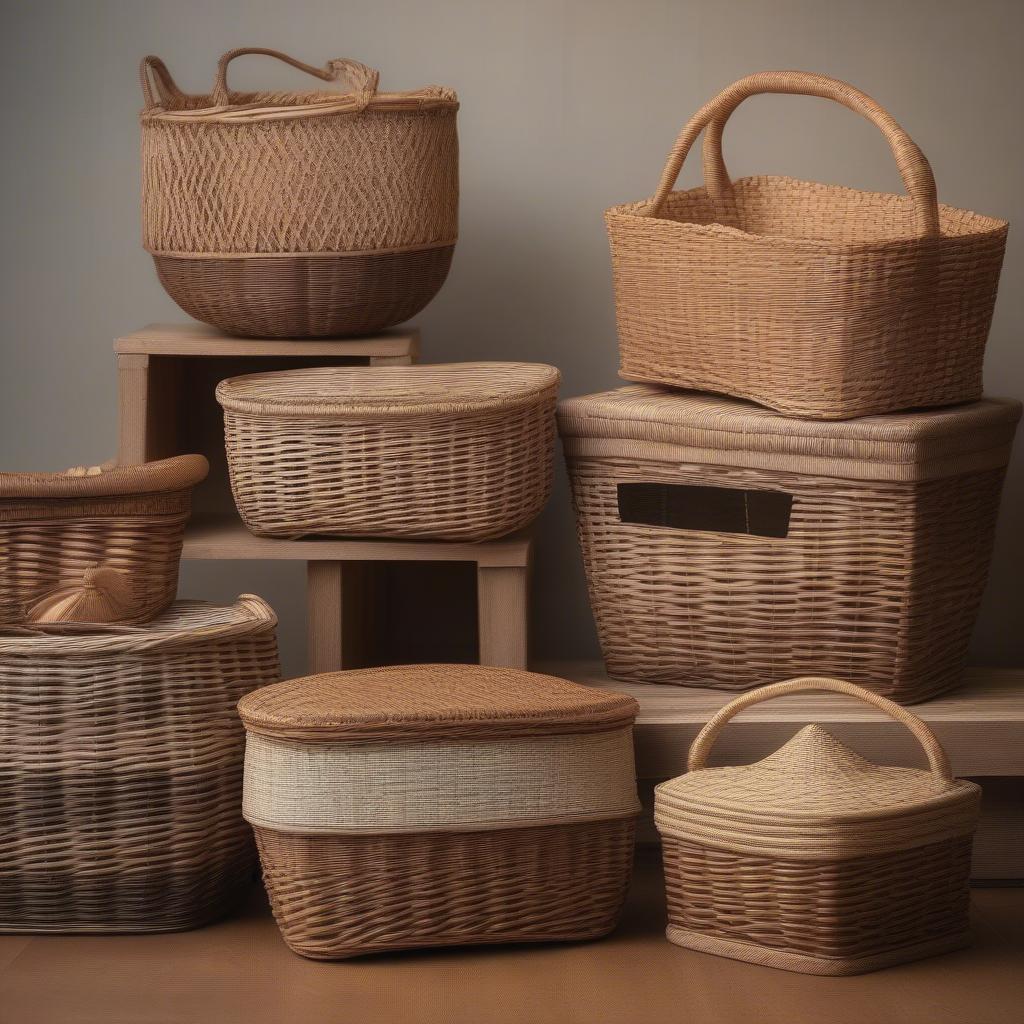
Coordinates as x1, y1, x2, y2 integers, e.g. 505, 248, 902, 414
2, 852, 1021, 1024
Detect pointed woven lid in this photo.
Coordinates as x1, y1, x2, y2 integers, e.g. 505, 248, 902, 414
217, 364, 560, 420
557, 385, 1021, 482
237, 664, 638, 743
655, 679, 979, 860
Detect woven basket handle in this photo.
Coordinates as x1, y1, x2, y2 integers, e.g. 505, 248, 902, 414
212, 48, 380, 109
687, 676, 952, 782
140, 56, 185, 109
649, 71, 940, 238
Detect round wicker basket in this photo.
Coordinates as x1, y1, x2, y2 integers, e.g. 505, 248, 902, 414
140, 49, 458, 337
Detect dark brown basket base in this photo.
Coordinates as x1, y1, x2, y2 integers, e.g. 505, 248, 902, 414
254, 817, 637, 960
153, 246, 454, 338
0, 855, 255, 934
661, 835, 973, 975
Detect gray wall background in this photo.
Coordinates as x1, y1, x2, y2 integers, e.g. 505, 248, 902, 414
2, 0, 1021, 677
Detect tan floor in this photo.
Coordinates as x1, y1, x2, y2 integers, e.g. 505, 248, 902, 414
1, 852, 1022, 1024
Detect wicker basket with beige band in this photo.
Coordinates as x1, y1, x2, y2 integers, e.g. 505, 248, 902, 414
0, 455, 208, 625
558, 385, 1021, 703
238, 664, 640, 959
656, 678, 980, 975
607, 71, 1007, 419
140, 48, 458, 337
217, 363, 559, 540
0, 596, 280, 933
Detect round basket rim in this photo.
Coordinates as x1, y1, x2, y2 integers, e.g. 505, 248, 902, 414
0, 454, 209, 500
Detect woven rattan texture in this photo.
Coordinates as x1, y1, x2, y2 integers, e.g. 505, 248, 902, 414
0, 597, 280, 932
564, 451, 1009, 701
607, 69, 1007, 420
253, 818, 635, 959
237, 664, 639, 743
153, 246, 453, 338
217, 365, 559, 540
0, 456, 208, 625
661, 835, 972, 974
243, 728, 640, 834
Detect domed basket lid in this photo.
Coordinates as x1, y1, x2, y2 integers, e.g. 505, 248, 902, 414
0, 454, 208, 500
237, 664, 638, 743
217, 364, 560, 420
655, 678, 980, 860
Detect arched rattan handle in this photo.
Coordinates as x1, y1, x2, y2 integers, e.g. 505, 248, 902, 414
140, 55, 185, 109
211, 48, 379, 108
686, 676, 952, 782
648, 71, 940, 238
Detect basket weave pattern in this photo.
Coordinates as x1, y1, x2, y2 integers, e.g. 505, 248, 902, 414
567, 455, 1006, 702
218, 365, 559, 541
254, 819, 636, 960
0, 598, 280, 932
655, 679, 980, 974
238, 665, 640, 959
607, 72, 1007, 419
0, 456, 207, 625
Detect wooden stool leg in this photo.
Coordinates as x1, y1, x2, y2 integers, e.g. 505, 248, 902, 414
477, 565, 528, 669
307, 561, 378, 674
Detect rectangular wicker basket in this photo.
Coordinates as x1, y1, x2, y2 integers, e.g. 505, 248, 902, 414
0, 596, 279, 933
0, 455, 207, 625
558, 386, 1021, 703
238, 664, 640, 959
607, 71, 1007, 420
656, 678, 980, 975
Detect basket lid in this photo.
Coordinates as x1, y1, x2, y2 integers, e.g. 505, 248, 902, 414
237, 664, 639, 743
0, 455, 208, 500
216, 364, 561, 419
557, 386, 1021, 482
0, 595, 277, 655
654, 679, 980, 860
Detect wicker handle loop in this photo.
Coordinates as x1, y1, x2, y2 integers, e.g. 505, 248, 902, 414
212, 48, 379, 109
649, 71, 940, 237
686, 676, 953, 782
139, 56, 184, 109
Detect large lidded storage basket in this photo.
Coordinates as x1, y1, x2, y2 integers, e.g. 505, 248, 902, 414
0, 455, 208, 625
217, 363, 560, 540
656, 678, 980, 975
0, 596, 280, 932
558, 386, 1021, 703
607, 71, 1008, 419
238, 664, 640, 959
140, 48, 458, 338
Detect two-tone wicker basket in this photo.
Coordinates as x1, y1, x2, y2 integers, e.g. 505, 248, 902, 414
558, 385, 1021, 703
238, 664, 640, 959
0, 596, 280, 932
0, 455, 208, 625
140, 48, 458, 337
656, 678, 980, 975
607, 71, 1007, 419
217, 363, 560, 540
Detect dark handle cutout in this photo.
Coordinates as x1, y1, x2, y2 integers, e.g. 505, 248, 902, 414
617, 482, 792, 538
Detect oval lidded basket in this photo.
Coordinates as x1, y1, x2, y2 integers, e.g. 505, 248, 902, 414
655, 678, 980, 975
0, 596, 280, 932
216, 362, 560, 540
0, 455, 208, 625
140, 48, 458, 338
238, 663, 640, 959
607, 71, 1008, 419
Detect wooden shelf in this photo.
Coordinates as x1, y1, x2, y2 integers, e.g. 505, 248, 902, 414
116, 321, 420, 360
545, 661, 1024, 778
183, 517, 533, 568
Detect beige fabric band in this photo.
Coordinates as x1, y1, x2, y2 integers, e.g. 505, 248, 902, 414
243, 728, 640, 835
